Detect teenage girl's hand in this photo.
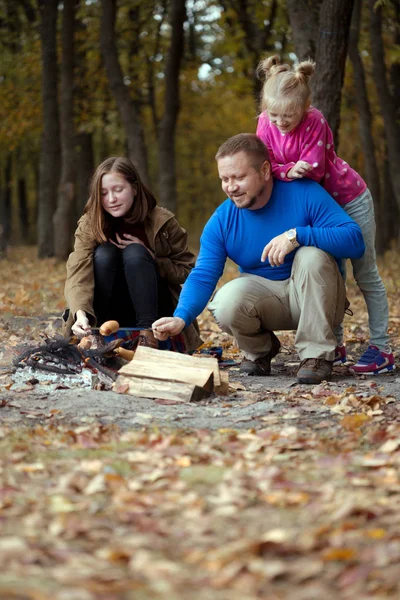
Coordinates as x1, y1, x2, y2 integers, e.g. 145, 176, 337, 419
287, 161, 313, 179
72, 310, 91, 337
261, 233, 295, 267
152, 316, 185, 340
111, 233, 155, 259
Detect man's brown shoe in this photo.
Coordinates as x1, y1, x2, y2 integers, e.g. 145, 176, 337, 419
239, 333, 281, 376
297, 358, 332, 384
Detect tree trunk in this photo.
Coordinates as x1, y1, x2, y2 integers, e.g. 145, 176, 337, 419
37, 0, 60, 258
368, 0, 400, 213
158, 0, 186, 212
382, 153, 399, 247
18, 177, 29, 242
75, 132, 94, 219
286, 0, 321, 61
348, 0, 381, 218
0, 156, 12, 256
53, 0, 78, 260
100, 0, 150, 185
312, 0, 355, 146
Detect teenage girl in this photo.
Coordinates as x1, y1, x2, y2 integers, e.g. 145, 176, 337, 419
63, 157, 201, 352
256, 55, 394, 375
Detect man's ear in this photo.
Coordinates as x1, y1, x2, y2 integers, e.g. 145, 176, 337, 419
261, 160, 271, 180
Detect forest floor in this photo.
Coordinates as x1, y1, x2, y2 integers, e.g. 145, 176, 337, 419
0, 247, 400, 599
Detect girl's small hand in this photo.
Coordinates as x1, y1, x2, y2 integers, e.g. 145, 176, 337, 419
288, 161, 312, 179
72, 310, 91, 337
111, 233, 143, 248
110, 234, 155, 259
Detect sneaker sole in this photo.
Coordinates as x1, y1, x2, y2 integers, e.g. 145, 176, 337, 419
350, 364, 396, 376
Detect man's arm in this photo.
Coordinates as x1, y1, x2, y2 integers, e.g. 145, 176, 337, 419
261, 181, 365, 267
153, 213, 228, 337
295, 182, 365, 259
174, 214, 228, 324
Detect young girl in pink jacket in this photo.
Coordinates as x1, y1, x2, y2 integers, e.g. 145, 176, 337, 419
256, 55, 394, 375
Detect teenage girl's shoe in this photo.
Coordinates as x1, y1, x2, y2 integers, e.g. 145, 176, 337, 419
137, 329, 159, 350
350, 345, 395, 375
333, 345, 347, 366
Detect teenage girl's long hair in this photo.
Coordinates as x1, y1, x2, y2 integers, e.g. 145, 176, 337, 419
84, 157, 157, 243
256, 54, 315, 113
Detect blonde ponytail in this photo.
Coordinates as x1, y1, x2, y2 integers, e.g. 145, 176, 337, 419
258, 54, 313, 114
294, 60, 315, 85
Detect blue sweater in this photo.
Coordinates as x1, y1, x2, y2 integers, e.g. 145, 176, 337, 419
175, 179, 365, 326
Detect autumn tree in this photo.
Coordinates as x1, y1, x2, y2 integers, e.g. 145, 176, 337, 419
157, 0, 186, 211
368, 0, 400, 215
53, 0, 79, 260
287, 0, 354, 145
100, 0, 150, 184
37, 0, 60, 258
348, 0, 382, 247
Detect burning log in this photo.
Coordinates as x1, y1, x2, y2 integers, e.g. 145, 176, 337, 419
13, 335, 122, 381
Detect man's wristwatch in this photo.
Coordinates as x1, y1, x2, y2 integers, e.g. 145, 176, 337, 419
286, 228, 299, 248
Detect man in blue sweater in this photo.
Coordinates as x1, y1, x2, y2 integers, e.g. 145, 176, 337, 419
152, 134, 365, 384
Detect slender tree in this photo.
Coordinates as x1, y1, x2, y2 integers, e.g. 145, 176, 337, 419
368, 0, 400, 214
100, 0, 150, 184
53, 0, 78, 260
158, 0, 186, 212
348, 0, 381, 235
0, 156, 12, 256
287, 0, 354, 145
286, 0, 321, 61
312, 0, 355, 145
37, 0, 60, 257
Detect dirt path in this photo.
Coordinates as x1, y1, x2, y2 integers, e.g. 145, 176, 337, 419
1, 315, 398, 431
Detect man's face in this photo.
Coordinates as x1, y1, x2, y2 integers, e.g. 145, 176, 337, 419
217, 151, 270, 210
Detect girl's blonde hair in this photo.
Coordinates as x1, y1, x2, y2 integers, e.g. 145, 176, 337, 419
256, 54, 315, 115
84, 157, 157, 243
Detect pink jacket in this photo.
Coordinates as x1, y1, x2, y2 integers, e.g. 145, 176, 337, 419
256, 106, 366, 206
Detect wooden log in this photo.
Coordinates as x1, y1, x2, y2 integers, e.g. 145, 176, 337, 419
133, 345, 221, 387
119, 360, 214, 393
214, 370, 229, 396
113, 375, 209, 403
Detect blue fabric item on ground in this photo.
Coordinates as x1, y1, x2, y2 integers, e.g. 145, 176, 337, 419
102, 328, 186, 353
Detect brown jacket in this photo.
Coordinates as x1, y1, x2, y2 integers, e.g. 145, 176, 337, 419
63, 206, 202, 352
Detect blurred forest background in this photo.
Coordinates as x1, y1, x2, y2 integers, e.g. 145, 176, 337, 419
0, 0, 399, 261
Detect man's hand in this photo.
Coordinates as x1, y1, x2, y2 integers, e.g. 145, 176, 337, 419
261, 233, 295, 266
72, 310, 91, 337
152, 316, 185, 340
287, 160, 312, 179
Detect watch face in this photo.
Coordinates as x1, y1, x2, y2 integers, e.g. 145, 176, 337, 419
287, 229, 295, 239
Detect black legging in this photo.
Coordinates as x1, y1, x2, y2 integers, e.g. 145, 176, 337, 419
93, 242, 172, 329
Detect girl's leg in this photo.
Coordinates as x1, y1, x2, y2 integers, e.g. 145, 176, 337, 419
122, 243, 160, 329
344, 189, 390, 351
94, 243, 124, 324
93, 243, 135, 326
333, 259, 347, 361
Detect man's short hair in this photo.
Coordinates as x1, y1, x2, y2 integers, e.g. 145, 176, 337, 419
215, 133, 270, 168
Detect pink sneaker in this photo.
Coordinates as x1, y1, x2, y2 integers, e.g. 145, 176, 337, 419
333, 345, 347, 366
350, 346, 395, 375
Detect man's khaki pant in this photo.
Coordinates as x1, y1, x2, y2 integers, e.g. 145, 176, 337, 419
208, 247, 346, 362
